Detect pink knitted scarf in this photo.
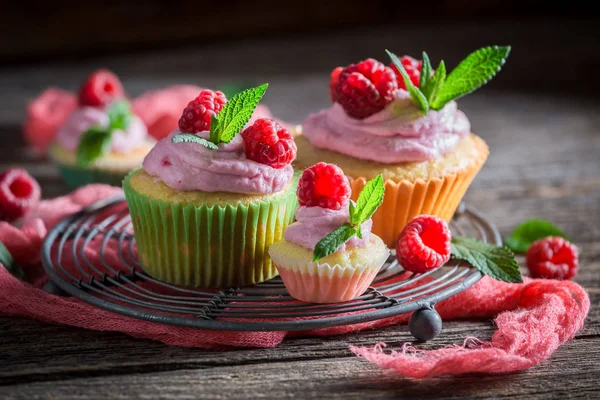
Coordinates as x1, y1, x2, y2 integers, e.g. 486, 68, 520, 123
0, 185, 589, 378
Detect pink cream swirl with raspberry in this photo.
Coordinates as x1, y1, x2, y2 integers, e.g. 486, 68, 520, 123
142, 130, 294, 194
284, 204, 372, 251
56, 106, 149, 153
302, 90, 470, 163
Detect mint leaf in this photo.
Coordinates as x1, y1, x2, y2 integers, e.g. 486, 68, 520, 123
426, 60, 446, 103
386, 50, 429, 113
76, 126, 112, 167
210, 83, 268, 144
107, 100, 132, 131
451, 236, 522, 283
430, 46, 510, 111
0, 240, 26, 281
419, 51, 433, 96
504, 219, 569, 253
313, 224, 358, 262
172, 133, 218, 150
350, 174, 384, 226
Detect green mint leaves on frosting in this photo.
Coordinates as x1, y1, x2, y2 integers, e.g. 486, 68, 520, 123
171, 133, 219, 150
386, 46, 511, 113
504, 219, 569, 253
450, 236, 522, 283
76, 100, 133, 167
210, 83, 268, 145
172, 83, 268, 148
313, 175, 385, 262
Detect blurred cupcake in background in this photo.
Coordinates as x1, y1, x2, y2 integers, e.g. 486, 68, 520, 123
48, 70, 155, 189
124, 84, 300, 288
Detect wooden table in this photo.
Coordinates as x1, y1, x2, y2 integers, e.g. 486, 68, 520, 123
0, 21, 599, 399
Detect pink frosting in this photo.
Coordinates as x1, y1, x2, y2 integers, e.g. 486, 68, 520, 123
56, 106, 149, 153
142, 131, 294, 194
302, 90, 470, 163
284, 205, 372, 251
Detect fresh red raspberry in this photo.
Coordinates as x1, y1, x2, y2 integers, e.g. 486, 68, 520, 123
178, 90, 227, 133
526, 237, 579, 280
389, 55, 422, 89
334, 58, 397, 119
297, 162, 350, 210
0, 169, 41, 222
396, 215, 451, 273
78, 69, 125, 107
241, 118, 297, 169
329, 67, 343, 102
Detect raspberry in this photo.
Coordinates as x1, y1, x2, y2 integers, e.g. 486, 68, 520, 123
78, 69, 125, 107
329, 67, 343, 102
0, 169, 41, 222
389, 56, 422, 90
241, 118, 297, 169
396, 215, 451, 273
526, 236, 579, 280
178, 90, 227, 133
297, 162, 350, 210
334, 58, 397, 119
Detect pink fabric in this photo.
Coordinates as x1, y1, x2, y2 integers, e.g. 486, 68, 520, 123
0, 186, 590, 377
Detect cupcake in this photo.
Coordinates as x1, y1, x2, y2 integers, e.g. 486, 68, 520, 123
48, 70, 155, 189
295, 46, 510, 247
269, 162, 389, 303
124, 84, 299, 288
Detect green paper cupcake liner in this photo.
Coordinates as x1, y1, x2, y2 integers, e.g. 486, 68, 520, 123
123, 171, 299, 288
56, 163, 128, 189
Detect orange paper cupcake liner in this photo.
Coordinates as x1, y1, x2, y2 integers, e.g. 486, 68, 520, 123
349, 153, 488, 248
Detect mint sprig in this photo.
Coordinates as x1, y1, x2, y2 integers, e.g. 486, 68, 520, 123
76, 100, 134, 166
451, 236, 522, 283
504, 219, 569, 253
209, 84, 268, 145
76, 126, 112, 167
171, 133, 218, 150
313, 175, 385, 262
386, 46, 510, 113
386, 50, 429, 113
107, 100, 132, 131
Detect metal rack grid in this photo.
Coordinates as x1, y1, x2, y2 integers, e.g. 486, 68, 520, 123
42, 197, 496, 335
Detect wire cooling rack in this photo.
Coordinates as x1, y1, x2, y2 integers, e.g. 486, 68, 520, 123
42, 196, 498, 340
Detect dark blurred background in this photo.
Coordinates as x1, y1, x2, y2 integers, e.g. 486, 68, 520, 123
1, 1, 599, 125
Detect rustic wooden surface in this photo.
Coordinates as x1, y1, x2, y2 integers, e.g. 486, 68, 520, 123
0, 21, 599, 399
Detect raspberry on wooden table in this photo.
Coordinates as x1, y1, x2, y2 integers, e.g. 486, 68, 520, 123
333, 58, 397, 119
526, 236, 579, 280
297, 162, 351, 210
241, 118, 297, 169
78, 69, 125, 107
0, 168, 41, 222
396, 215, 451, 273
389, 55, 422, 89
178, 90, 227, 133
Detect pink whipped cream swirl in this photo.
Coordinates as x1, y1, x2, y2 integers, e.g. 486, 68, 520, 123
56, 106, 149, 153
142, 131, 294, 194
302, 90, 470, 163
284, 205, 372, 251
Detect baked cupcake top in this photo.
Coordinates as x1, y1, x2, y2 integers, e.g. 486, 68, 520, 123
284, 162, 384, 260
56, 70, 152, 165
302, 46, 510, 164
142, 84, 297, 195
